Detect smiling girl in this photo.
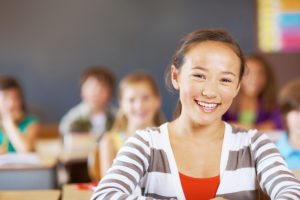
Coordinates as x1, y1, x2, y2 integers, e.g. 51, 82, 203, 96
91, 29, 300, 200
98, 72, 164, 177
0, 76, 39, 153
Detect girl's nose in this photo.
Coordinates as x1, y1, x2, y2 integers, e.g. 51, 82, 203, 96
201, 82, 217, 98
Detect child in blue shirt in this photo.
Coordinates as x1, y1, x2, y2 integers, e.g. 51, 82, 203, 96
277, 78, 300, 169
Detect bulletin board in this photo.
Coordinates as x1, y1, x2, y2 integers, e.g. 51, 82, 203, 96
258, 0, 300, 52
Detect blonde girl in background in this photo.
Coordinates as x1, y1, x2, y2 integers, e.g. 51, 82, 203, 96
97, 72, 164, 177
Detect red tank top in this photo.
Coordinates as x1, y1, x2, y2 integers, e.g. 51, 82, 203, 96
179, 172, 220, 200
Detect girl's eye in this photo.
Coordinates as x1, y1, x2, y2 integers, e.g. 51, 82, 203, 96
221, 78, 232, 83
194, 74, 206, 79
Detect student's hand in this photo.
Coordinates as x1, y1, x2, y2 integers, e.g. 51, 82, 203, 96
0, 103, 12, 122
0, 107, 15, 132
210, 197, 227, 200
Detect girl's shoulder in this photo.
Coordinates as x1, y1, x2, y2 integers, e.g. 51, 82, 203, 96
226, 123, 268, 146
110, 131, 126, 150
136, 123, 167, 137
130, 123, 169, 148
230, 125, 256, 135
19, 115, 38, 127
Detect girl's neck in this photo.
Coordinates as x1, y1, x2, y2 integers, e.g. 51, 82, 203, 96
171, 114, 224, 141
239, 93, 259, 111
240, 93, 258, 102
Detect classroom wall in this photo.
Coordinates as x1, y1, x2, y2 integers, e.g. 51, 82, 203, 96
0, 0, 298, 122
263, 53, 300, 87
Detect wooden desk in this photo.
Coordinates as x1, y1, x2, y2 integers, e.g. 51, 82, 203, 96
0, 154, 58, 190
36, 136, 96, 163
62, 184, 92, 200
36, 137, 96, 183
293, 170, 300, 180
61, 134, 97, 163
61, 172, 300, 200
60, 134, 96, 182
0, 190, 60, 200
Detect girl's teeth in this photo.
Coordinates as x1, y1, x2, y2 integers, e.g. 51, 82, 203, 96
197, 101, 217, 108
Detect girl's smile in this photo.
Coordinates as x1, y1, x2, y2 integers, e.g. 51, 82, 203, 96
195, 100, 221, 113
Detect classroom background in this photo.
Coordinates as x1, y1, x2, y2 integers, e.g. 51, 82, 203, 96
1, 0, 299, 122
0, 0, 300, 199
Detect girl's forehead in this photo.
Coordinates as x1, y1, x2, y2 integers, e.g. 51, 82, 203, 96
186, 41, 238, 58
182, 42, 240, 70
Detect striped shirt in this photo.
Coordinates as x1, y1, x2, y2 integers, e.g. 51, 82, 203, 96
91, 122, 300, 200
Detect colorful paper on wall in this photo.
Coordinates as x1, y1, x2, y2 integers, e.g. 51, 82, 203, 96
258, 0, 300, 52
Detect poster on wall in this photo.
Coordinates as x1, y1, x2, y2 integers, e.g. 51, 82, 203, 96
258, 0, 300, 52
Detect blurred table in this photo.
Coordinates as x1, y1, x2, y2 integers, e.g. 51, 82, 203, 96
36, 135, 97, 183
0, 154, 58, 190
0, 190, 60, 200
62, 184, 93, 200
36, 135, 97, 163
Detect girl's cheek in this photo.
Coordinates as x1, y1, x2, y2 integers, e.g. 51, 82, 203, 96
181, 89, 194, 104
220, 87, 237, 101
182, 88, 191, 99
182, 81, 199, 97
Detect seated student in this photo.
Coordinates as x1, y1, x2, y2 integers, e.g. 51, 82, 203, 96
223, 54, 283, 131
0, 76, 39, 153
98, 72, 164, 177
59, 67, 116, 138
60, 67, 116, 183
91, 29, 300, 200
277, 79, 300, 169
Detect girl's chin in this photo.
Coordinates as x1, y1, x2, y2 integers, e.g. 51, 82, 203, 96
191, 115, 221, 126
133, 120, 151, 127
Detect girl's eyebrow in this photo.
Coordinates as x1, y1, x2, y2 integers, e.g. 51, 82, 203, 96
222, 71, 237, 77
192, 66, 237, 77
191, 66, 207, 71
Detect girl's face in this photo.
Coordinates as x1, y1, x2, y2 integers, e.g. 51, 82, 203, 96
242, 58, 267, 97
120, 82, 161, 129
0, 88, 24, 119
171, 41, 241, 125
287, 108, 300, 136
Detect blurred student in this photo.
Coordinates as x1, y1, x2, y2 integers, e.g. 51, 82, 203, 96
0, 76, 39, 153
59, 67, 115, 138
98, 72, 164, 177
223, 54, 283, 131
277, 78, 300, 169
91, 29, 300, 199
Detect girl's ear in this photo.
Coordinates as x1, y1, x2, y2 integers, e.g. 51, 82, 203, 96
171, 65, 180, 90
